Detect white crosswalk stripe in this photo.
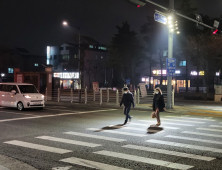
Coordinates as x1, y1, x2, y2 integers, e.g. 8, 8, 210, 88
165, 116, 215, 121
87, 128, 147, 137
161, 118, 205, 124
197, 128, 222, 132
4, 140, 72, 154
146, 139, 222, 153
36, 136, 102, 147
209, 125, 222, 128
165, 135, 222, 145
122, 144, 215, 161
60, 157, 131, 170
64, 131, 126, 142
130, 122, 179, 129
182, 131, 222, 138
94, 150, 194, 170
124, 126, 165, 133
139, 120, 194, 126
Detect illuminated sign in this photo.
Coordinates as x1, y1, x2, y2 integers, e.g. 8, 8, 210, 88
47, 46, 50, 65
175, 70, 181, 74
190, 71, 204, 76
152, 70, 167, 75
53, 72, 79, 79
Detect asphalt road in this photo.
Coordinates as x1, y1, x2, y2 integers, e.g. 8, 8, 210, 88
0, 103, 222, 170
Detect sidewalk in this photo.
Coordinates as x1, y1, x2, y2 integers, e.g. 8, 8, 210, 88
0, 154, 37, 170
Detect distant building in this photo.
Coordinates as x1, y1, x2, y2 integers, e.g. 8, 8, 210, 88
47, 36, 112, 89
0, 47, 46, 82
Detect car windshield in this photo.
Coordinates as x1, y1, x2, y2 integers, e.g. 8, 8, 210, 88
18, 85, 38, 93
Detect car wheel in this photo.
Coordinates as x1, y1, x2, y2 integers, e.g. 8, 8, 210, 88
17, 102, 24, 111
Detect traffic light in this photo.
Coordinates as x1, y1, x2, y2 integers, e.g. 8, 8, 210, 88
127, 0, 146, 7
213, 28, 218, 34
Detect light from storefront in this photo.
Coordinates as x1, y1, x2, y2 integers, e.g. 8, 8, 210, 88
54, 72, 79, 79
190, 71, 204, 76
152, 70, 167, 75
152, 70, 181, 75
141, 78, 149, 82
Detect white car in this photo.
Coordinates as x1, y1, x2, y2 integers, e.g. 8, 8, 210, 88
0, 83, 45, 111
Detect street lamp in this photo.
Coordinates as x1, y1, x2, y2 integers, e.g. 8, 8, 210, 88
62, 21, 81, 89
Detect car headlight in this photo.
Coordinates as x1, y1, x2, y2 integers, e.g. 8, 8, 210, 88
24, 95, 31, 99
41, 95, 44, 98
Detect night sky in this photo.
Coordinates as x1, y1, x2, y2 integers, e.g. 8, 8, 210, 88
0, 0, 221, 56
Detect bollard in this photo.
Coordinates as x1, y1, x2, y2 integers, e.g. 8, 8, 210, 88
93, 90, 96, 101
45, 87, 47, 102
134, 90, 137, 105
107, 88, 109, 102
137, 89, 140, 104
172, 89, 174, 107
116, 90, 119, 106
71, 88, 73, 103
85, 87, 87, 104
58, 88, 60, 102
100, 89, 102, 105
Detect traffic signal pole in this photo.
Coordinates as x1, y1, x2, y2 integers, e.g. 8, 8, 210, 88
166, 0, 174, 109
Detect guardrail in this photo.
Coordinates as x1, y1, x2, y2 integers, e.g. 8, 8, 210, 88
45, 88, 174, 107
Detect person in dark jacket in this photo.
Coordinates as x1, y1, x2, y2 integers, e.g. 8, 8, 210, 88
152, 87, 165, 126
120, 87, 135, 125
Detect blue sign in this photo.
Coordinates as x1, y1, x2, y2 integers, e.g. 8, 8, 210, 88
154, 12, 167, 25
166, 58, 176, 76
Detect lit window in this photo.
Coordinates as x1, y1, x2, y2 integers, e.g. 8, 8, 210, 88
101, 56, 103, 59
100, 47, 107, 50
162, 70, 167, 74
89, 45, 93, 48
190, 71, 197, 75
179, 61, 186, 66
199, 71, 204, 76
74, 54, 77, 58
34, 63, 38, 67
157, 70, 161, 75
8, 68, 13, 73
175, 70, 181, 74
142, 78, 145, 82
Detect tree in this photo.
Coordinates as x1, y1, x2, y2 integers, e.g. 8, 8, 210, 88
186, 34, 222, 93
108, 21, 143, 88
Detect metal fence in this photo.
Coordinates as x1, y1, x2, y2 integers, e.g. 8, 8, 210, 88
45, 88, 174, 106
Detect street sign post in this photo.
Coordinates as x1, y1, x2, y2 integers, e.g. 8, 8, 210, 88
166, 58, 176, 76
154, 12, 167, 25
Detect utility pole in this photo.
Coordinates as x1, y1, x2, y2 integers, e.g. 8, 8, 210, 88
166, 0, 174, 109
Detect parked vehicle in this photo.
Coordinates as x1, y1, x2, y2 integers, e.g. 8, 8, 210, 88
0, 83, 45, 111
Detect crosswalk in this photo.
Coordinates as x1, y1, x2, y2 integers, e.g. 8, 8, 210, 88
3, 115, 222, 170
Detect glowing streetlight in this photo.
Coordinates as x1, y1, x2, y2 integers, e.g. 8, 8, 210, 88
63, 21, 68, 26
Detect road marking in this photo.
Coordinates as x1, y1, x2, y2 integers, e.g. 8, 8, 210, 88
4, 140, 72, 154
146, 139, 222, 153
122, 144, 215, 161
87, 128, 147, 137
196, 128, 222, 132
209, 125, 222, 128
139, 120, 194, 126
94, 150, 193, 170
187, 112, 222, 117
160, 118, 205, 124
130, 122, 179, 129
182, 131, 222, 138
165, 135, 222, 145
64, 131, 126, 142
52, 166, 72, 170
165, 116, 215, 121
36, 136, 101, 147
0, 109, 117, 122
123, 126, 164, 133
60, 157, 131, 170
0, 111, 34, 116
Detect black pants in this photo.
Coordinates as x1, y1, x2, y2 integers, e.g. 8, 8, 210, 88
124, 106, 131, 124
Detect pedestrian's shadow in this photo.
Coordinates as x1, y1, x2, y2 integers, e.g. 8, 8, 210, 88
147, 125, 164, 134
93, 124, 124, 132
